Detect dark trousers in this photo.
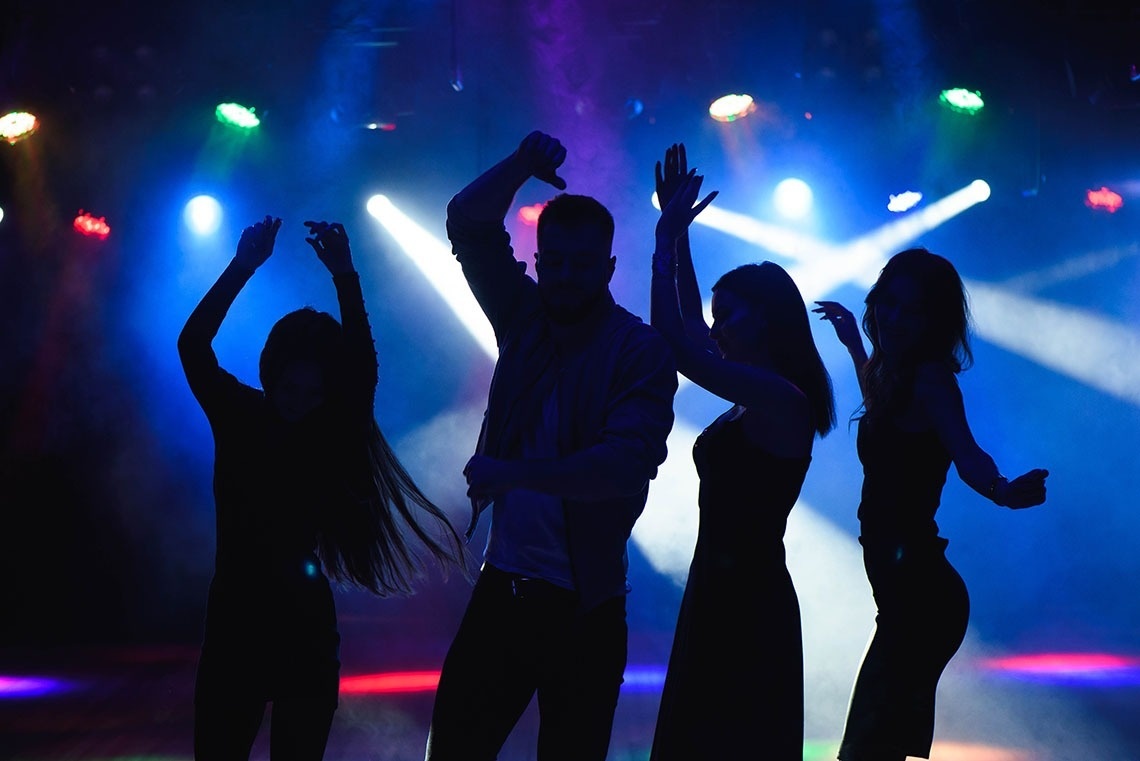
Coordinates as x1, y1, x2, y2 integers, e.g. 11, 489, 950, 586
425, 565, 628, 761
839, 541, 970, 761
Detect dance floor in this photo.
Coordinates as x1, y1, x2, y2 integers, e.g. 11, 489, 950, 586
4, 610, 1138, 761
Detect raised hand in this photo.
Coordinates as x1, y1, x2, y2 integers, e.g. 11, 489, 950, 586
655, 170, 718, 247
304, 221, 354, 275
234, 215, 282, 271
812, 300, 863, 354
515, 131, 568, 190
994, 468, 1049, 509
655, 143, 689, 209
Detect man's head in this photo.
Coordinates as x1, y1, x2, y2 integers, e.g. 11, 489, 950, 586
534, 194, 616, 323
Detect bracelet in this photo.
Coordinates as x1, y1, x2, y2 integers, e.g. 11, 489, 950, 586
988, 475, 1007, 504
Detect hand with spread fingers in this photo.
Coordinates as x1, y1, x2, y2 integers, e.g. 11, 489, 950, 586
655, 170, 718, 249
812, 300, 864, 355
234, 215, 282, 271
655, 143, 690, 210
305, 220, 354, 276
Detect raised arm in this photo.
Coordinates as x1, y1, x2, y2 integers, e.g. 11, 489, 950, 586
656, 144, 715, 350
916, 363, 1048, 509
178, 216, 281, 409
446, 131, 568, 340
652, 170, 798, 403
813, 300, 869, 395
304, 221, 379, 408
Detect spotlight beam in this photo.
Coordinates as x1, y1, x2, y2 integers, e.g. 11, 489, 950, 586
366, 194, 497, 358
965, 280, 1140, 407
657, 179, 991, 303
670, 184, 1140, 409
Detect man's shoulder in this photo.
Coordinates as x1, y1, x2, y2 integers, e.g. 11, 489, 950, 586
604, 304, 672, 357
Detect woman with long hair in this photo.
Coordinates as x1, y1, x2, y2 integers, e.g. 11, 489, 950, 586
178, 217, 467, 760
649, 146, 836, 760
814, 248, 1048, 761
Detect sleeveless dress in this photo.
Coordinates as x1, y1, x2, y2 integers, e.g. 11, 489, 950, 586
838, 414, 970, 760
651, 413, 810, 761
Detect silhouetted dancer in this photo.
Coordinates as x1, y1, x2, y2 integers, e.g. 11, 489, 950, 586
648, 145, 836, 760
423, 132, 677, 761
179, 217, 467, 761
813, 248, 1048, 761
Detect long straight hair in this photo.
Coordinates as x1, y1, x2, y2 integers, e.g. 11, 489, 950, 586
860, 248, 973, 422
713, 262, 836, 437
261, 308, 468, 596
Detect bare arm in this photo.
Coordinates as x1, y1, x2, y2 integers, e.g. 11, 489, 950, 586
916, 363, 1048, 509
813, 300, 869, 395
656, 144, 716, 350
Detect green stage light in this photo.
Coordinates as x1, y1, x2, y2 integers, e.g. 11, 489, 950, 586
939, 88, 984, 114
215, 102, 260, 129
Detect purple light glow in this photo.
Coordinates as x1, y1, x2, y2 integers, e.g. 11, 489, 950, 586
980, 653, 1140, 687
0, 675, 69, 698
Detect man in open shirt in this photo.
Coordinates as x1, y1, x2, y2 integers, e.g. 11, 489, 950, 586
424, 132, 677, 761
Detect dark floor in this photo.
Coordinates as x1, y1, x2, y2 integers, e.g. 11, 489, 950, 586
3, 618, 1139, 761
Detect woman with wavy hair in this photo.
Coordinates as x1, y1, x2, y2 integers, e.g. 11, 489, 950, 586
649, 146, 835, 760
179, 216, 467, 760
814, 248, 1048, 761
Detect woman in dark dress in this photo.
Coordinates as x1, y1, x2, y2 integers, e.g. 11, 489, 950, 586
179, 217, 467, 760
814, 248, 1048, 761
649, 146, 836, 760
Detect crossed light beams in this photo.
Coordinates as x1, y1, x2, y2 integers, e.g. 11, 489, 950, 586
654, 179, 992, 302
678, 182, 1140, 409
367, 193, 1126, 758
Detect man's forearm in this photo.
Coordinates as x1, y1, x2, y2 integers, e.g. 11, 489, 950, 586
448, 153, 532, 225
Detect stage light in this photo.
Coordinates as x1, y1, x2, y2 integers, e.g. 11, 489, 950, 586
887, 190, 923, 212
73, 211, 111, 240
517, 203, 545, 227
773, 178, 813, 220
940, 87, 985, 114
215, 102, 260, 129
340, 670, 440, 695
365, 194, 497, 358
183, 195, 222, 236
980, 652, 1140, 686
1085, 186, 1123, 212
0, 675, 69, 698
0, 111, 38, 144
709, 93, 756, 123
0, 205, 4, 224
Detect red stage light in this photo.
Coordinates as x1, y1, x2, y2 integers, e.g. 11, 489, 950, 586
518, 203, 546, 227
73, 211, 111, 239
982, 652, 1140, 673
339, 670, 441, 695
1085, 187, 1123, 213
